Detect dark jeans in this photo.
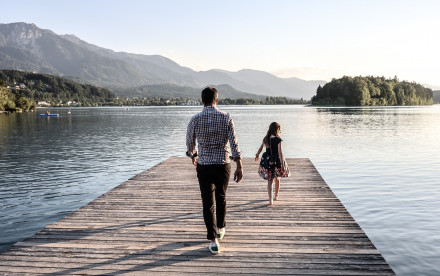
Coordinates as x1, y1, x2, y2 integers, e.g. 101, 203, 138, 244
196, 163, 231, 240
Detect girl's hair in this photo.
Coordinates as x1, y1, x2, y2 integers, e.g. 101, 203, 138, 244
263, 122, 281, 147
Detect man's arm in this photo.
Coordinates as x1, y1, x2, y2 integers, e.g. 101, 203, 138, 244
186, 116, 198, 166
227, 116, 241, 160
227, 116, 243, 182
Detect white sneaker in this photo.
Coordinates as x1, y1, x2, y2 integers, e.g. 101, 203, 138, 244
217, 228, 226, 240
209, 241, 220, 254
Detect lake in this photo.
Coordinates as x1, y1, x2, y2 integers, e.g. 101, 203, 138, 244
1, 105, 439, 275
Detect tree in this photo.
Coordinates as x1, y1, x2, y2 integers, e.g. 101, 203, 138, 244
312, 76, 433, 106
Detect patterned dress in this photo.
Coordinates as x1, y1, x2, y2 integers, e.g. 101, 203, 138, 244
258, 137, 290, 180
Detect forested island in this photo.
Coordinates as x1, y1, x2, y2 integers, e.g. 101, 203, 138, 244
311, 76, 434, 106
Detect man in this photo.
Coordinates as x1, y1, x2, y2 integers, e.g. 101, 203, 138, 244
186, 86, 243, 254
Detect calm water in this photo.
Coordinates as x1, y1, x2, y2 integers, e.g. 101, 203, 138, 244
1, 105, 439, 275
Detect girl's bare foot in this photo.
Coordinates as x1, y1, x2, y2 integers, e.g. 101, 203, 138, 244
274, 195, 279, 200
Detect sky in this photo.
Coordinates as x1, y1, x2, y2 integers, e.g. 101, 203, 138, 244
1, 0, 440, 87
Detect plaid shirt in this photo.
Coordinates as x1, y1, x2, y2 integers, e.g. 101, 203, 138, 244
186, 106, 241, 165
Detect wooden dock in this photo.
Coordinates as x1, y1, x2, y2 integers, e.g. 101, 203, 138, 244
0, 158, 395, 275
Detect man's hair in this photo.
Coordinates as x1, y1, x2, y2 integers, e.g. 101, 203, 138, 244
201, 87, 218, 105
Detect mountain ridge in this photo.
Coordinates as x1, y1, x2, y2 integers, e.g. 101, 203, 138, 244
0, 22, 325, 99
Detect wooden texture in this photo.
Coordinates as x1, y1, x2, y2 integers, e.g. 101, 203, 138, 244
0, 158, 395, 275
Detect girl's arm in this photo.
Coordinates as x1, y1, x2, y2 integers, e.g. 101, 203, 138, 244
278, 141, 285, 170
255, 142, 264, 162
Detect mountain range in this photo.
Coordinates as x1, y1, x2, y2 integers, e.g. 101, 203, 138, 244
0, 22, 325, 99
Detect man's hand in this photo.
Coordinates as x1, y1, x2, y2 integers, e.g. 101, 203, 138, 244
234, 159, 243, 183
191, 156, 198, 166
234, 168, 243, 183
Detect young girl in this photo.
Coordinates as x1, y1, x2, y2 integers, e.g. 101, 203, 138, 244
255, 122, 290, 206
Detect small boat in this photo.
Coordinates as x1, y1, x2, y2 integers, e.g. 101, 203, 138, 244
40, 113, 59, 117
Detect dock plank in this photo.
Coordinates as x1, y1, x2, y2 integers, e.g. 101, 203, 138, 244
0, 158, 395, 275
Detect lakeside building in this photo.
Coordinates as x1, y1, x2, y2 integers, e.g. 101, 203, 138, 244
36, 101, 50, 107
184, 100, 200, 106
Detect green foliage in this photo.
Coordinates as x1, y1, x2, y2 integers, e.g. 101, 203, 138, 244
0, 86, 14, 111
0, 77, 36, 112
1, 81, 36, 112
0, 69, 114, 107
311, 76, 434, 106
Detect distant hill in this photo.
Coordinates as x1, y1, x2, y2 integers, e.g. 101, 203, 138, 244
114, 83, 266, 99
0, 22, 325, 99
